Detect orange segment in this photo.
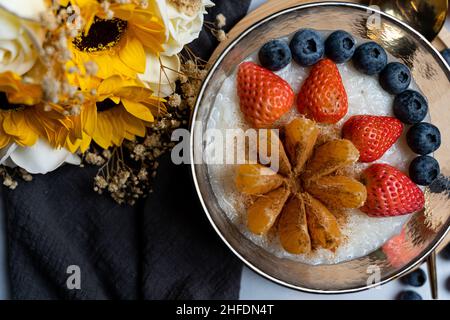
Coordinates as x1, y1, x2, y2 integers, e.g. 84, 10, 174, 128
247, 186, 290, 235
302, 139, 359, 181
278, 194, 311, 254
257, 130, 291, 176
235, 164, 285, 195
303, 193, 341, 251
305, 176, 367, 209
284, 118, 319, 174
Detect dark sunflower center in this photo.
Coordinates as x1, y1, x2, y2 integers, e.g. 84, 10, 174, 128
96, 98, 119, 112
0, 92, 25, 111
73, 17, 128, 52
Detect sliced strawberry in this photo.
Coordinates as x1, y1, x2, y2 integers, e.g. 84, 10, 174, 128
297, 59, 348, 124
342, 115, 403, 163
361, 163, 425, 217
237, 62, 294, 128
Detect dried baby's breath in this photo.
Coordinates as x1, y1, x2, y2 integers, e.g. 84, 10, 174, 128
168, 93, 182, 108
168, 0, 202, 17
0, 166, 35, 190
213, 29, 227, 42
216, 14, 226, 28
204, 13, 228, 42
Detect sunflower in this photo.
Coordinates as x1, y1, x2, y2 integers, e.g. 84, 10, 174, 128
69, 75, 164, 150
0, 72, 73, 149
65, 0, 167, 82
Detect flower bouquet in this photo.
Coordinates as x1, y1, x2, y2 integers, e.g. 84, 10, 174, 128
0, 0, 225, 204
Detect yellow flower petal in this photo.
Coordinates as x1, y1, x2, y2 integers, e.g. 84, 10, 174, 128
122, 99, 154, 122
65, 135, 82, 154
97, 75, 138, 97
79, 132, 92, 153
93, 113, 113, 149
4, 111, 39, 147
0, 72, 42, 105
130, 24, 165, 53
81, 102, 97, 136
0, 115, 10, 149
108, 109, 126, 146
120, 109, 146, 137
119, 34, 146, 74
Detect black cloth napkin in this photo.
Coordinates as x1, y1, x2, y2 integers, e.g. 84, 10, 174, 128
2, 0, 250, 300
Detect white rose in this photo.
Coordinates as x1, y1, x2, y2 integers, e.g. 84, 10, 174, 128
156, 0, 214, 56
0, 141, 81, 175
140, 0, 213, 96
139, 52, 180, 97
0, 0, 46, 75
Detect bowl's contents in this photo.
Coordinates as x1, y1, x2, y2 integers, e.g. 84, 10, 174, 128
237, 62, 294, 128
393, 90, 428, 125
258, 39, 292, 71
325, 30, 356, 64
342, 115, 403, 163
409, 155, 441, 186
406, 122, 441, 155
360, 163, 425, 217
379, 62, 412, 94
289, 29, 324, 66
235, 118, 366, 254
353, 42, 388, 75
297, 59, 348, 124
208, 28, 442, 264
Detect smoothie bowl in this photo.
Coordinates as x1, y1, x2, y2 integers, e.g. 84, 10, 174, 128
190, 2, 450, 293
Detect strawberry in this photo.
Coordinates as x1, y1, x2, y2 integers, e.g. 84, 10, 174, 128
237, 62, 294, 128
297, 58, 348, 123
361, 163, 425, 217
342, 115, 403, 162
382, 228, 421, 268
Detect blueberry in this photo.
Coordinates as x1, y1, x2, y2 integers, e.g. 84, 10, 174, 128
325, 30, 356, 63
409, 156, 440, 186
441, 48, 450, 65
400, 269, 427, 287
407, 123, 441, 155
380, 62, 411, 94
289, 29, 324, 67
397, 290, 423, 300
393, 90, 428, 124
441, 244, 450, 260
258, 40, 292, 71
353, 42, 387, 75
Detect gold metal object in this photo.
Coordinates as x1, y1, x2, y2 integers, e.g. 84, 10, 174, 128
427, 251, 439, 299
369, 0, 448, 41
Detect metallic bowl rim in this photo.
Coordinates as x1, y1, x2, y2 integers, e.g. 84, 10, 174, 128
190, 1, 450, 294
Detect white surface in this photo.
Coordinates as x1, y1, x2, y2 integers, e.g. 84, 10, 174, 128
238, 0, 450, 300
240, 258, 450, 300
